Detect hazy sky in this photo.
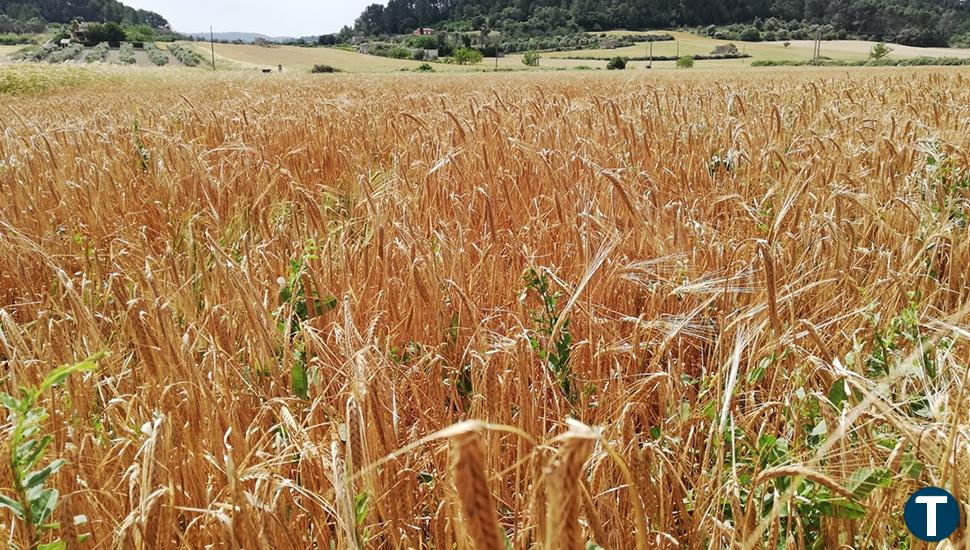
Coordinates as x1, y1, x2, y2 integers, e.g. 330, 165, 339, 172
123, 0, 374, 37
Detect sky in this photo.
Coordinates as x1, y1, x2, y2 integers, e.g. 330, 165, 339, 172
123, 0, 374, 37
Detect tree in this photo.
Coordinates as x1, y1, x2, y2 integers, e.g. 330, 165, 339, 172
453, 47, 482, 64
82, 22, 126, 44
606, 56, 626, 70
869, 42, 893, 59
522, 50, 540, 66
676, 55, 695, 68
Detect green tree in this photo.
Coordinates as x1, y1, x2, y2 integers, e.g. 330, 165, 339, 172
606, 56, 626, 70
869, 42, 892, 59
453, 47, 482, 64
522, 50, 540, 66
677, 55, 695, 68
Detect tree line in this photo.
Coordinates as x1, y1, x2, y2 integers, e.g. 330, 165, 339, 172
0, 0, 169, 31
352, 0, 970, 47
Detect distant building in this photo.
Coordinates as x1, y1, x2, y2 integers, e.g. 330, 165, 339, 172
412, 28, 434, 36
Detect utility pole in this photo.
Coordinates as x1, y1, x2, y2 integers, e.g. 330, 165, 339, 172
813, 27, 822, 60
647, 40, 653, 69
210, 25, 216, 70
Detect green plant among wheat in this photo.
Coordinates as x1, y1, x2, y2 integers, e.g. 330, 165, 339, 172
0, 353, 106, 550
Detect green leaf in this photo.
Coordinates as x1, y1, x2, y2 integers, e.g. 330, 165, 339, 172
38, 352, 106, 396
37, 540, 66, 550
1, 391, 21, 412
817, 497, 866, 519
354, 492, 369, 526
291, 362, 308, 399
24, 459, 65, 490
0, 493, 25, 519
16, 435, 51, 469
846, 467, 891, 499
29, 488, 58, 524
828, 378, 848, 409
313, 295, 338, 314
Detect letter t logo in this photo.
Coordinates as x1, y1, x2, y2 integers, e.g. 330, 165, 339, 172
915, 495, 949, 537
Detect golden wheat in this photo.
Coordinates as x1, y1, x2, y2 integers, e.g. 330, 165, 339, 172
0, 67, 967, 548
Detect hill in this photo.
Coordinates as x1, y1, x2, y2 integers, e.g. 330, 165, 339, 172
352, 0, 970, 48
0, 0, 169, 29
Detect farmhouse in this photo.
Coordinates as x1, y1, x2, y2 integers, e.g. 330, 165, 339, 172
412, 27, 434, 36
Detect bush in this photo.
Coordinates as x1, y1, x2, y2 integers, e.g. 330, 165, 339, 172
522, 50, 540, 67
388, 46, 411, 59
310, 64, 339, 73
144, 43, 169, 66
606, 56, 626, 70
869, 42, 892, 60
10, 43, 57, 62
453, 47, 482, 65
416, 63, 434, 72
406, 35, 440, 50
47, 43, 84, 63
119, 42, 136, 64
82, 22, 126, 45
84, 42, 109, 63
169, 43, 203, 67
676, 55, 695, 68
739, 27, 762, 41
0, 33, 34, 45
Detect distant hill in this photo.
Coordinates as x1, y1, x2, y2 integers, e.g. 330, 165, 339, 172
0, 0, 169, 28
188, 32, 297, 44
352, 0, 970, 48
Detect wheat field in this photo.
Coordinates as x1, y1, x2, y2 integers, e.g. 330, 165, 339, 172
0, 67, 969, 549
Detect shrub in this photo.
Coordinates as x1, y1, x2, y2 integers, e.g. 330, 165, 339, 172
406, 35, 439, 50
739, 27, 762, 41
144, 43, 169, 66
169, 43, 203, 67
416, 63, 434, 72
82, 22, 126, 45
388, 46, 411, 59
606, 56, 626, 70
869, 42, 892, 60
310, 64, 339, 73
119, 42, 136, 64
47, 43, 84, 63
84, 42, 109, 63
10, 43, 57, 62
676, 55, 695, 68
522, 51, 540, 67
453, 47, 482, 65
0, 33, 34, 45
